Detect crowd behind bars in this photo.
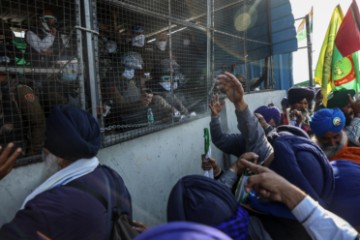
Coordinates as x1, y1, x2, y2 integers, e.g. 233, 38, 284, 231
0, 2, 360, 240
0, 4, 208, 157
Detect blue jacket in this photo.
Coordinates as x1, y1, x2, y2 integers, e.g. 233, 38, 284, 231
0, 165, 132, 240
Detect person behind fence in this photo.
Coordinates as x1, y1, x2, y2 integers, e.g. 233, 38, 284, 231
0, 105, 138, 239
102, 51, 157, 126
25, 6, 59, 66
150, 32, 169, 75
0, 66, 45, 156
146, 58, 194, 118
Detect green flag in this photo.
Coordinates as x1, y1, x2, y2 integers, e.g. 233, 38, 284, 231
331, 0, 360, 93
314, 5, 344, 106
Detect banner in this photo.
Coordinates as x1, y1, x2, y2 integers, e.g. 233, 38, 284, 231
314, 5, 344, 106
331, 0, 360, 93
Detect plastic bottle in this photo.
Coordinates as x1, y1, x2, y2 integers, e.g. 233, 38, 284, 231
147, 107, 154, 125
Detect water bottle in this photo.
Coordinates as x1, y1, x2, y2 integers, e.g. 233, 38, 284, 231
147, 107, 154, 125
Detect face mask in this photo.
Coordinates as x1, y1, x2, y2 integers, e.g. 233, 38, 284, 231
132, 34, 145, 47
156, 41, 167, 51
159, 75, 178, 91
183, 39, 190, 46
106, 40, 117, 53
41, 151, 60, 179
122, 68, 135, 79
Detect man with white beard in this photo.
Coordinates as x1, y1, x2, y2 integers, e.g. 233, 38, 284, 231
0, 105, 139, 239
310, 107, 360, 164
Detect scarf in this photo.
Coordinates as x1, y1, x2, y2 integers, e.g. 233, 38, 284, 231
21, 157, 99, 209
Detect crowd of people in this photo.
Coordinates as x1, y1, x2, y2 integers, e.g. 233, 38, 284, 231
0, 3, 208, 157
0, 2, 359, 240
0, 70, 359, 239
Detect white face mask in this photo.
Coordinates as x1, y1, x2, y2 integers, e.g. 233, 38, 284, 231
41, 151, 61, 179
183, 39, 190, 46
122, 68, 135, 79
132, 34, 145, 47
159, 81, 178, 91
156, 40, 167, 51
106, 40, 117, 53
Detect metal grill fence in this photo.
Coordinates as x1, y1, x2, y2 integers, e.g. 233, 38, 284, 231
0, 0, 272, 165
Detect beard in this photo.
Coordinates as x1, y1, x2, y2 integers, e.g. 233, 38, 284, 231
322, 145, 343, 159
40, 152, 60, 179
320, 133, 347, 159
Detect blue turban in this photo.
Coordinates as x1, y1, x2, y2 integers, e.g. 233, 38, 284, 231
167, 175, 249, 240
134, 221, 232, 240
310, 108, 345, 137
44, 105, 100, 161
269, 133, 335, 209
254, 105, 281, 126
329, 160, 360, 227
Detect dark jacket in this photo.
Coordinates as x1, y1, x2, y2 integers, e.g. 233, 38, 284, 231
0, 165, 132, 240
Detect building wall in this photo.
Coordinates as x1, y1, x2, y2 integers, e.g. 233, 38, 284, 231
0, 90, 286, 226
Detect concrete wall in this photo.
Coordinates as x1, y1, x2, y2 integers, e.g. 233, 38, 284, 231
0, 90, 286, 227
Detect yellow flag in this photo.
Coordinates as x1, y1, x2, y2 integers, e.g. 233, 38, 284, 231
314, 5, 344, 106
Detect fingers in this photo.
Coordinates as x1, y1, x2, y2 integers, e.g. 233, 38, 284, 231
238, 158, 268, 174
0, 143, 22, 180
239, 152, 259, 163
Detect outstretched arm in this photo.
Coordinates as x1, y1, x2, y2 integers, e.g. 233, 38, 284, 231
216, 72, 273, 164
209, 95, 246, 157
240, 159, 359, 240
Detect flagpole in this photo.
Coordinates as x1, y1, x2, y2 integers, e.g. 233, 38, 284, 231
305, 14, 313, 87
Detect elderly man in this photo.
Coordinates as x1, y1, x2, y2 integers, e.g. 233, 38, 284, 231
0, 105, 134, 239
310, 107, 360, 163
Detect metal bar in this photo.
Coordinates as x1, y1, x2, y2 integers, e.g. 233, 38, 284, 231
306, 14, 313, 86
75, 0, 86, 110
83, 0, 98, 118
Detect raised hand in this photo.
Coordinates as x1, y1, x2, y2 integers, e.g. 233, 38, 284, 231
216, 71, 247, 111
0, 143, 22, 180
209, 95, 224, 117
